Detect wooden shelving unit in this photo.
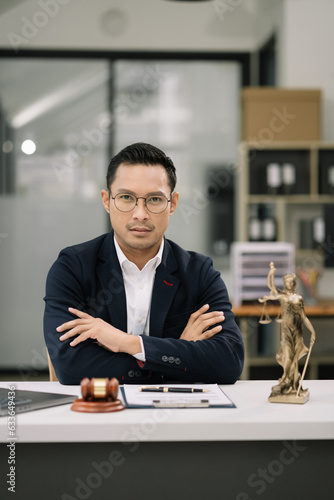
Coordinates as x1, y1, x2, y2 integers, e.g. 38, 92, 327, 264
237, 141, 334, 260
235, 141, 334, 379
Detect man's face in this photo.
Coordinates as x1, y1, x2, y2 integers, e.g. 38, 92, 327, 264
101, 163, 179, 258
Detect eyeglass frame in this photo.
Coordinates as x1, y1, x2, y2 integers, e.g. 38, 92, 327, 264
108, 190, 172, 214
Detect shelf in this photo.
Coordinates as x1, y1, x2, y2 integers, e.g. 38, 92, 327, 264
233, 299, 334, 317
246, 354, 334, 365
240, 140, 334, 150
237, 141, 334, 244
246, 194, 334, 204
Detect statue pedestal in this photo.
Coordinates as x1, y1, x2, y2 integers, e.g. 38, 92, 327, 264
268, 388, 309, 405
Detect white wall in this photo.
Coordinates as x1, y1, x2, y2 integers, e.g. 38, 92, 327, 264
276, 0, 334, 296
278, 0, 334, 141
0, 0, 267, 53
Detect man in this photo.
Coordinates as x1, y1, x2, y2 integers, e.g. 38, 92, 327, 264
44, 143, 244, 385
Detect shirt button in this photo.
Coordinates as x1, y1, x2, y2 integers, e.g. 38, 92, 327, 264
138, 317, 143, 323
138, 284, 143, 289
162, 355, 168, 362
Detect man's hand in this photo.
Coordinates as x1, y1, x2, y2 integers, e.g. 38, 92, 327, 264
57, 308, 141, 355
180, 304, 225, 342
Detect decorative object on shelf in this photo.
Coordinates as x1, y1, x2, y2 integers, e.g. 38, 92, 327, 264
296, 267, 322, 305
259, 262, 316, 404
262, 215, 276, 242
266, 162, 282, 194
248, 204, 276, 242
313, 216, 325, 247
248, 211, 262, 241
282, 162, 296, 194
328, 165, 334, 193
71, 377, 125, 413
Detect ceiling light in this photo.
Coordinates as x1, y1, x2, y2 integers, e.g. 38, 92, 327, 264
21, 139, 36, 155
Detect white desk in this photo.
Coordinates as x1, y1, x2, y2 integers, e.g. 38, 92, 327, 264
1, 380, 333, 443
1, 380, 333, 500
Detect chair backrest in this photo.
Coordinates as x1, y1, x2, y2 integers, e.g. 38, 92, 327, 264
46, 348, 58, 382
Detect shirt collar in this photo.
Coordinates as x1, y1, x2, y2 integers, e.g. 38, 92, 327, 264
114, 235, 164, 271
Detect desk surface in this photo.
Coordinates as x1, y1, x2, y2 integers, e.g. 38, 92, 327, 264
1, 380, 333, 443
233, 299, 334, 317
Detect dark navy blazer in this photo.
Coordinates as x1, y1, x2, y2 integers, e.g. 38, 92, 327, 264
43, 231, 244, 385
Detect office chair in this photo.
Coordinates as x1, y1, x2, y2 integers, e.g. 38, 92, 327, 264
46, 348, 58, 382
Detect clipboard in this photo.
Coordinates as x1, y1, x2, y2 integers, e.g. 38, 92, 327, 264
120, 384, 236, 409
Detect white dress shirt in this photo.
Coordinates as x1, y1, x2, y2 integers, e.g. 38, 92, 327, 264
114, 236, 164, 361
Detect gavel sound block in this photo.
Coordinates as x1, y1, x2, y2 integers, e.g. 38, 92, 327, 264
71, 377, 125, 413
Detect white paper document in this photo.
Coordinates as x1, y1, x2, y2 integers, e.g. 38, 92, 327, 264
122, 384, 235, 408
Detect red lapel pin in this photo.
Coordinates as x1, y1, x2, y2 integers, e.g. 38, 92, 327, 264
163, 280, 173, 286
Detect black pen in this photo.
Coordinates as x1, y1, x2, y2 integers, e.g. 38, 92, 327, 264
139, 386, 209, 393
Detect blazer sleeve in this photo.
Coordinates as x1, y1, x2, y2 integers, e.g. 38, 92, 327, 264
43, 247, 158, 385
140, 257, 244, 384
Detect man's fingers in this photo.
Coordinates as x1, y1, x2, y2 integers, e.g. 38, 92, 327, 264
69, 334, 89, 347
56, 307, 92, 331
190, 305, 225, 324
189, 304, 210, 321
194, 311, 225, 328
57, 319, 89, 333
56, 306, 94, 333
202, 325, 223, 339
59, 324, 88, 340
68, 307, 91, 319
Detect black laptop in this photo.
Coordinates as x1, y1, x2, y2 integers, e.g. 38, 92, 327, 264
0, 387, 77, 416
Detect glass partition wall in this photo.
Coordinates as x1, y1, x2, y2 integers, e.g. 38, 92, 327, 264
0, 56, 241, 372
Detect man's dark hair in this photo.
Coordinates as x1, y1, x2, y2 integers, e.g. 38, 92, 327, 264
106, 142, 177, 192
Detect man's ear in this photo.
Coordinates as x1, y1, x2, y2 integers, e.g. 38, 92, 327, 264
101, 189, 110, 213
170, 191, 179, 215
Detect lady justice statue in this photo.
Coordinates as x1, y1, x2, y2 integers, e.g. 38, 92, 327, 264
259, 262, 316, 404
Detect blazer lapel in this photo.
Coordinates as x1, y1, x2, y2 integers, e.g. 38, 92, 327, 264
149, 240, 180, 338
97, 232, 127, 332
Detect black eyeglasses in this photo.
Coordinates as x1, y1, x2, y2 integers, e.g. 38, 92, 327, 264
109, 192, 171, 214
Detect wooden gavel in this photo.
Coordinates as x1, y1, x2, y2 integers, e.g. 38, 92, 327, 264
80, 377, 119, 402
71, 377, 125, 413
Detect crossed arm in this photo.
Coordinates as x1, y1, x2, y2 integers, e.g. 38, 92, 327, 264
57, 304, 225, 354
45, 243, 244, 384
